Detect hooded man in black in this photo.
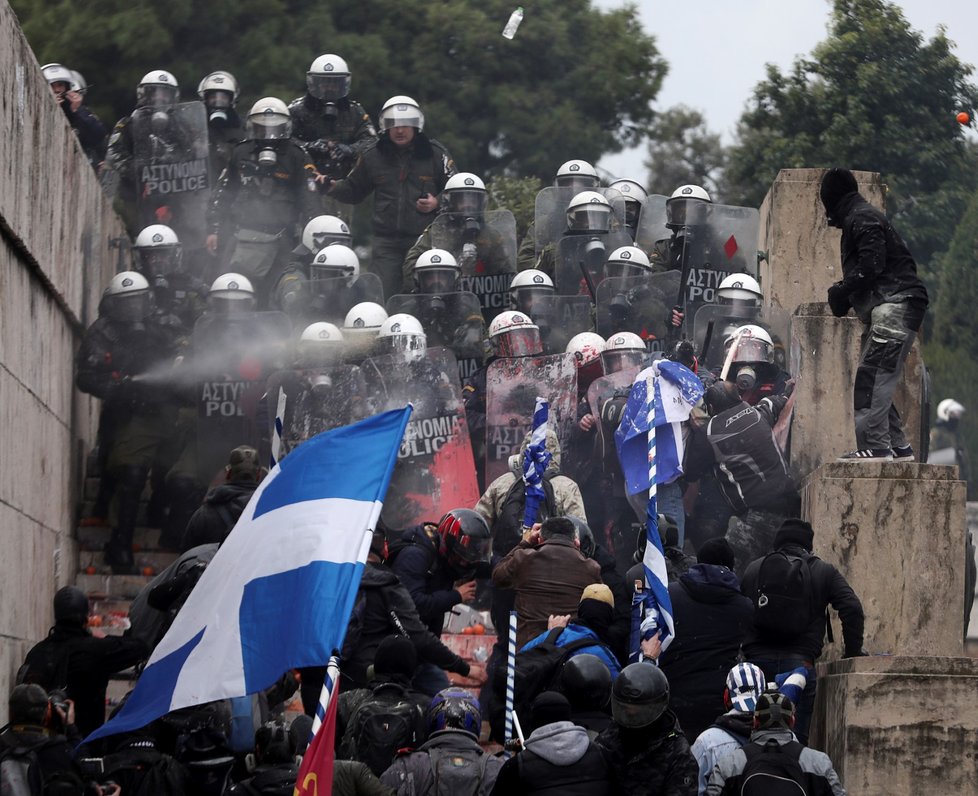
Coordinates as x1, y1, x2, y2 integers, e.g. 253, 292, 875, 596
820, 167, 928, 461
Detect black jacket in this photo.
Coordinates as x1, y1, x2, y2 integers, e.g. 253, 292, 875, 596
181, 480, 258, 549
596, 710, 699, 796
390, 525, 461, 636
0, 725, 86, 792
828, 192, 928, 323
20, 625, 149, 737
740, 543, 865, 661
658, 565, 754, 743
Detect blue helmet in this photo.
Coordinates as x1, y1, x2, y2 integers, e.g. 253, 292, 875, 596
427, 688, 481, 738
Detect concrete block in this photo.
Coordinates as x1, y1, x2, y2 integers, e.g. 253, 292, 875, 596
802, 462, 966, 659
758, 168, 885, 312
811, 656, 978, 795
789, 304, 925, 478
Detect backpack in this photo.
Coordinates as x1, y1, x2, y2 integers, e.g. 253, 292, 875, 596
496, 477, 557, 557
15, 638, 77, 693
739, 738, 809, 795
752, 552, 814, 637
0, 741, 43, 796
427, 745, 492, 796
101, 746, 190, 796
237, 764, 299, 796
345, 685, 426, 777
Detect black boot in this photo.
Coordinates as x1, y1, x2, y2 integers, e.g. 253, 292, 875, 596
105, 465, 147, 574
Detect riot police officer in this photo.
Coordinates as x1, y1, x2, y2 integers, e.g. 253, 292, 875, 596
197, 70, 244, 187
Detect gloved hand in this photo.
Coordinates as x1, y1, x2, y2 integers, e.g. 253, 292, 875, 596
827, 281, 851, 317
330, 142, 353, 162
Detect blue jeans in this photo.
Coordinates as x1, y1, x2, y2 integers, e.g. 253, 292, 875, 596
751, 657, 817, 745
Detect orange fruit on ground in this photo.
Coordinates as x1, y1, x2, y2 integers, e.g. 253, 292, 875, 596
142, 566, 155, 577
462, 626, 475, 635
957, 111, 970, 124
85, 565, 97, 575
471, 623, 486, 635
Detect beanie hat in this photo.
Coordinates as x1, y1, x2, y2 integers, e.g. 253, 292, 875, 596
580, 583, 614, 608
697, 538, 735, 570
773, 518, 814, 552
530, 691, 572, 731
371, 635, 417, 682
819, 168, 858, 214
9, 684, 49, 725
227, 445, 260, 480
754, 689, 795, 730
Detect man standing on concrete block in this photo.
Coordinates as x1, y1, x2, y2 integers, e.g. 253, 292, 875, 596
819, 167, 929, 462
740, 519, 865, 745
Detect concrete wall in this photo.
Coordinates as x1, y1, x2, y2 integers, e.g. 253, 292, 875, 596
0, 0, 126, 714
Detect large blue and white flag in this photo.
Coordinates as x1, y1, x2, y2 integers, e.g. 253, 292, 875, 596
86, 406, 412, 743
615, 359, 704, 495
521, 397, 551, 531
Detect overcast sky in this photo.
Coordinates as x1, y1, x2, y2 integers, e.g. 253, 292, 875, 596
591, 0, 978, 180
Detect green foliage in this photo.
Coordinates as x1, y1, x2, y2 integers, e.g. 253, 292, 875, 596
13, 0, 666, 180
724, 0, 978, 274
487, 175, 543, 239
643, 105, 727, 200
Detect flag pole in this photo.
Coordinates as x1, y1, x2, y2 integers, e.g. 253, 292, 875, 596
309, 654, 341, 741
504, 610, 518, 754
271, 387, 286, 468
643, 368, 659, 662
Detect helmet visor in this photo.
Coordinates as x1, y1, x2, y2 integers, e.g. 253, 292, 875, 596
107, 292, 150, 323
567, 205, 611, 233
601, 349, 644, 375
306, 73, 351, 101
380, 106, 424, 131
446, 189, 487, 216
623, 198, 642, 227
309, 231, 352, 251
492, 327, 542, 358
666, 197, 709, 228
381, 333, 426, 359
138, 84, 178, 108
726, 337, 773, 363
205, 90, 234, 110
137, 247, 181, 277
208, 293, 256, 315
416, 267, 459, 295
246, 113, 292, 140
555, 174, 599, 191
447, 533, 491, 570
298, 342, 343, 368
310, 264, 350, 284
611, 694, 667, 729
512, 286, 554, 316
604, 260, 647, 280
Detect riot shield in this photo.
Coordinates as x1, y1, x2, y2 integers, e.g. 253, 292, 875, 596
531, 295, 594, 356
534, 187, 628, 259
360, 347, 480, 528
429, 210, 517, 323
595, 271, 681, 355
307, 272, 384, 326
484, 354, 578, 485
665, 204, 760, 329
692, 304, 762, 370
264, 364, 368, 458
386, 292, 485, 383
132, 102, 211, 248
192, 311, 292, 485
634, 194, 669, 254
555, 231, 632, 297
588, 369, 641, 464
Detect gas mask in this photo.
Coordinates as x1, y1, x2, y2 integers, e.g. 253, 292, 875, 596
258, 148, 278, 168
150, 110, 169, 134
735, 365, 756, 393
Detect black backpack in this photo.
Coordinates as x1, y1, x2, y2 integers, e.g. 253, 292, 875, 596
752, 552, 814, 637
16, 637, 77, 693
427, 745, 493, 796
237, 764, 299, 796
344, 685, 426, 776
101, 746, 191, 796
739, 738, 817, 795
0, 739, 43, 796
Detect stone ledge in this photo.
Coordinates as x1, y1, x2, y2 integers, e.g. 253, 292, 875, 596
819, 655, 978, 677
814, 461, 959, 481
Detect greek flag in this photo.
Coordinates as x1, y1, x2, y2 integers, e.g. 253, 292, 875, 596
85, 407, 412, 743
521, 397, 551, 530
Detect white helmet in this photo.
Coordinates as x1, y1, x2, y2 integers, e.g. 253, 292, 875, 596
604, 245, 651, 279
297, 322, 345, 366
136, 70, 179, 107
104, 271, 151, 323
414, 249, 460, 294
69, 69, 87, 94
197, 71, 239, 109
609, 179, 649, 205
443, 172, 487, 216
488, 311, 543, 358
134, 224, 182, 276
378, 313, 427, 360
509, 270, 555, 315
310, 244, 359, 281
601, 331, 646, 374
555, 160, 599, 190
343, 302, 388, 337
379, 95, 424, 132
246, 97, 292, 140
565, 332, 606, 369
566, 191, 612, 233
717, 273, 762, 304
301, 215, 352, 252
42, 63, 74, 89
208, 272, 256, 314
666, 184, 711, 228
307, 54, 351, 101
724, 324, 774, 363
937, 399, 965, 422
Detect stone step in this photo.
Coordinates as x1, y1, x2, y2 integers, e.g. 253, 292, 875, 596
78, 549, 177, 576
76, 524, 164, 552
76, 572, 154, 600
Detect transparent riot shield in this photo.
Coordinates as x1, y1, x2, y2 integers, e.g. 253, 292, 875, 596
484, 354, 578, 485
307, 272, 384, 326
132, 102, 211, 248
555, 231, 632, 297
386, 292, 485, 384
595, 271, 681, 355
692, 304, 762, 371
193, 311, 292, 486
264, 364, 368, 458
634, 194, 669, 254
429, 209, 518, 324
534, 187, 628, 259
360, 347, 480, 528
530, 295, 594, 356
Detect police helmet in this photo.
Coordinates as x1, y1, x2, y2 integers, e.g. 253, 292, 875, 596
307, 54, 351, 101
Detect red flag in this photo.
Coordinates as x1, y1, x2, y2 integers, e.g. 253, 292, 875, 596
294, 674, 340, 796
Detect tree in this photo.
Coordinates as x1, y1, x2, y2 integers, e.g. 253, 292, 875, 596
643, 105, 727, 200
724, 0, 978, 276
13, 0, 666, 181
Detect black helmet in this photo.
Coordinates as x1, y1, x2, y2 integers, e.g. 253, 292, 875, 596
611, 663, 670, 728
564, 516, 594, 558
437, 508, 491, 571
559, 653, 612, 710
53, 586, 89, 626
